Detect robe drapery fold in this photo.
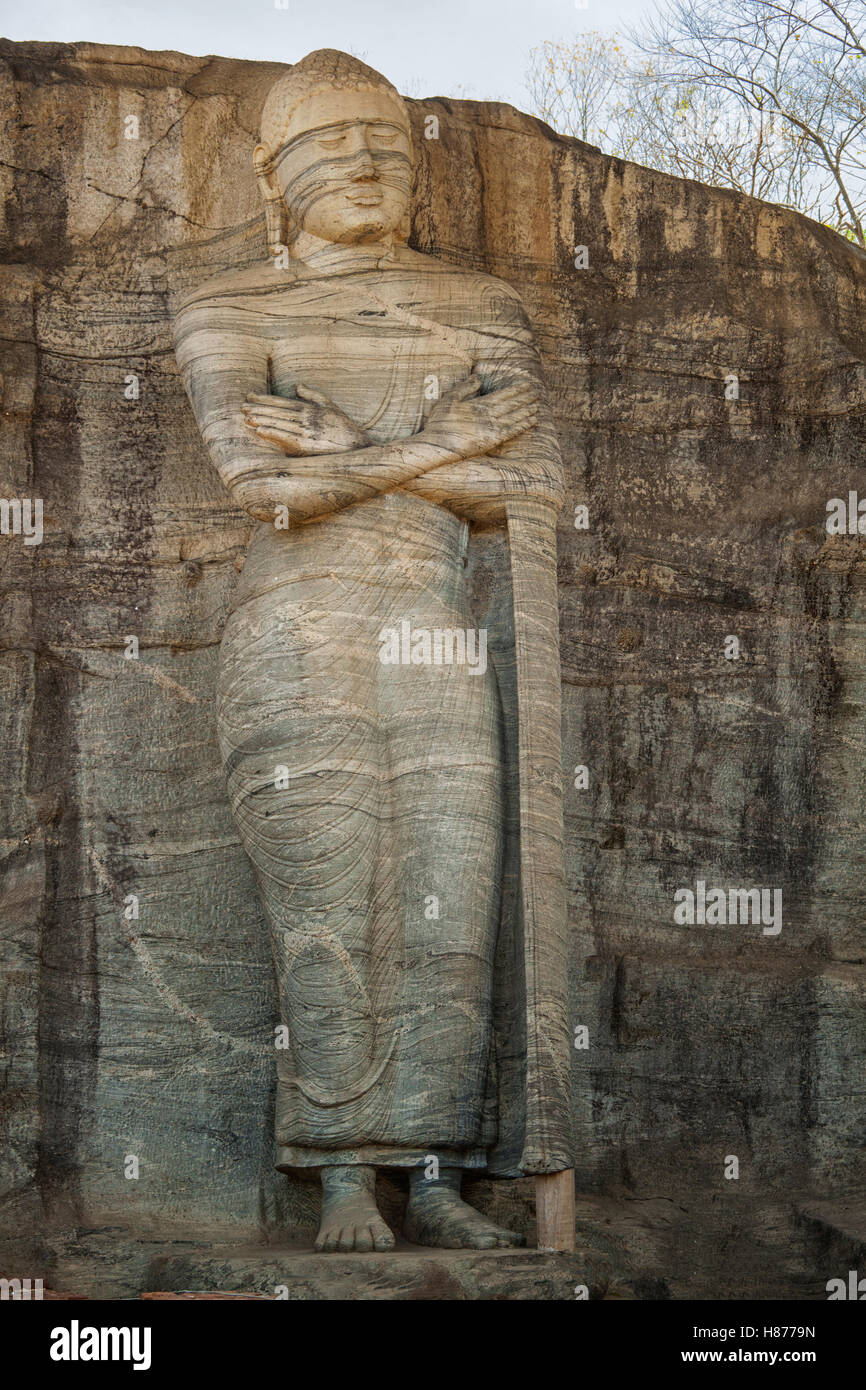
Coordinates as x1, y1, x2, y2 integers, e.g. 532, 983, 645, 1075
506, 498, 572, 1174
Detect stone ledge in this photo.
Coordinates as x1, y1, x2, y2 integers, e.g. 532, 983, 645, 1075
144, 1244, 613, 1301
796, 1199, 866, 1268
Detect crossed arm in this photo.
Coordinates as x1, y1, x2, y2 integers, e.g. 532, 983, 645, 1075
175, 306, 563, 527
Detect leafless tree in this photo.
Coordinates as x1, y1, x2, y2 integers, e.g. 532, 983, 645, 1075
526, 34, 639, 149
641, 0, 866, 243
527, 1, 866, 245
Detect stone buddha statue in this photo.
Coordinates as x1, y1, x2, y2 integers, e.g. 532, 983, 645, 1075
174, 48, 572, 1253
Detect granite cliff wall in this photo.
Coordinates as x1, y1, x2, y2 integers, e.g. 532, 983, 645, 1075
1, 39, 864, 1295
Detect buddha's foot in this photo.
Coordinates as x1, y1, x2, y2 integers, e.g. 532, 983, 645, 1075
315, 1164, 395, 1253
404, 1166, 525, 1249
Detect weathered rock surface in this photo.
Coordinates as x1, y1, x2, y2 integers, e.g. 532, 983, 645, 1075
1, 39, 864, 1297
144, 1246, 599, 1302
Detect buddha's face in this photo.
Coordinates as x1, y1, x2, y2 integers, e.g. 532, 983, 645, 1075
261, 88, 412, 246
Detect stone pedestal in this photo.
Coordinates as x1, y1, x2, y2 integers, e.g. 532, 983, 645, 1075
144, 1245, 604, 1301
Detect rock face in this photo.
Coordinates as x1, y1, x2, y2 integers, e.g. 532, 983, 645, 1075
1, 39, 864, 1297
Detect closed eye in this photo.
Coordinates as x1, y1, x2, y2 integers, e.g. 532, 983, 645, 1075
318, 134, 347, 149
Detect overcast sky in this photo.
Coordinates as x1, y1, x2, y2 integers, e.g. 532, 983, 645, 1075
0, 0, 653, 108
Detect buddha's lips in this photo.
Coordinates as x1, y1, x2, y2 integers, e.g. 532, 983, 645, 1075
344, 191, 384, 206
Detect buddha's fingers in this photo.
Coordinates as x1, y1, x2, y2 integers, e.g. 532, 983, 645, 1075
440, 376, 483, 404
485, 400, 538, 422
485, 410, 539, 431
484, 383, 539, 406
248, 424, 306, 452
244, 393, 302, 408
491, 409, 539, 435
491, 402, 539, 424
243, 411, 307, 435
296, 383, 343, 409
242, 402, 310, 423
493, 419, 538, 445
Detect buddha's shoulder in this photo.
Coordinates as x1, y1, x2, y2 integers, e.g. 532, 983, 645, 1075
174, 263, 299, 322
392, 246, 525, 308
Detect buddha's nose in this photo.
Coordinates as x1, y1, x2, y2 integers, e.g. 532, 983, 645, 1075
348, 140, 377, 179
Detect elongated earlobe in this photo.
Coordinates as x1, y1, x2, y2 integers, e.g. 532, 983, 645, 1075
264, 198, 289, 257
254, 143, 289, 256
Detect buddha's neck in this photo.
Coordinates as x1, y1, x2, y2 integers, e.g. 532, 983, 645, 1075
292, 231, 400, 274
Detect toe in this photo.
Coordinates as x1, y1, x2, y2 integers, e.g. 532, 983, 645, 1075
354, 1225, 375, 1253
470, 1231, 498, 1249
496, 1228, 525, 1247
372, 1222, 395, 1251
337, 1226, 355, 1253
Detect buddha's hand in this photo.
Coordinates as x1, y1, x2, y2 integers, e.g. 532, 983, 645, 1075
241, 386, 370, 455
420, 374, 539, 460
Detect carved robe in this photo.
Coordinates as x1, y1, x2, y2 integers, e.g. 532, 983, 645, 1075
174, 239, 572, 1176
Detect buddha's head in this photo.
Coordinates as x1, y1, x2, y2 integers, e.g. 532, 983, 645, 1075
255, 49, 413, 256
